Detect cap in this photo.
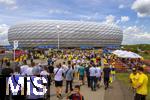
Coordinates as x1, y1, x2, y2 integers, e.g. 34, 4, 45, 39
132, 68, 136, 71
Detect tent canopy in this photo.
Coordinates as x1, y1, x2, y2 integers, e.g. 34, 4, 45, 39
112, 50, 142, 58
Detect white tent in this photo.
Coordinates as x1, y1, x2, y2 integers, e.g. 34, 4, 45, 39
112, 50, 142, 58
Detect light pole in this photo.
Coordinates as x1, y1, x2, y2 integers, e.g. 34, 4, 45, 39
56, 25, 60, 50
13, 40, 18, 62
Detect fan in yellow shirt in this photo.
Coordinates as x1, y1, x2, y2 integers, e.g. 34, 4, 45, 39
129, 68, 140, 89
134, 67, 148, 100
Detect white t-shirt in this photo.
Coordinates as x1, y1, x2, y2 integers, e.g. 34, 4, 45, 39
96, 67, 102, 77
40, 70, 49, 76
89, 67, 97, 77
26, 67, 33, 75
75, 65, 80, 72
54, 67, 64, 81
77, 60, 81, 63
20, 65, 29, 75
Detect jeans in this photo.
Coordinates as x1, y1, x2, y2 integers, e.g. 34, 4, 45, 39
104, 77, 109, 89
87, 76, 91, 87
66, 80, 73, 93
90, 76, 96, 91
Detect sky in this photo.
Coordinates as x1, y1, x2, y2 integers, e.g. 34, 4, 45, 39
0, 0, 150, 45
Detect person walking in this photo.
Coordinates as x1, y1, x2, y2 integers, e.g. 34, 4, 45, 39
47, 56, 52, 66
65, 61, 74, 93
103, 63, 111, 90
89, 64, 97, 91
134, 67, 148, 100
85, 63, 91, 87
78, 63, 85, 85
96, 65, 102, 88
30, 53, 34, 63
0, 58, 3, 74
26, 62, 35, 75
26, 67, 46, 100
129, 68, 139, 93
48, 63, 54, 85
62, 61, 68, 71
111, 66, 116, 82
40, 66, 50, 99
20, 60, 29, 75
54, 63, 65, 99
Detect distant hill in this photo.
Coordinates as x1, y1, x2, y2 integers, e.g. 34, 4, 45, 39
122, 44, 150, 60
122, 44, 150, 51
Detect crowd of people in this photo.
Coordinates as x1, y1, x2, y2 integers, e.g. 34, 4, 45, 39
0, 49, 148, 100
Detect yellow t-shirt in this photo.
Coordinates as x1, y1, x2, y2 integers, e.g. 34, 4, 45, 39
129, 73, 140, 88
136, 73, 148, 95
103, 58, 107, 64
111, 70, 116, 74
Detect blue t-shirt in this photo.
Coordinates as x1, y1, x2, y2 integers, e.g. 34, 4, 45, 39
65, 68, 74, 81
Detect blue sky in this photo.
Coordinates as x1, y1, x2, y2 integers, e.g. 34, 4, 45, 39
0, 0, 150, 45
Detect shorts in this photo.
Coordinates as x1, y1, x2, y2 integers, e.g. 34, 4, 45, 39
79, 75, 84, 81
55, 81, 63, 87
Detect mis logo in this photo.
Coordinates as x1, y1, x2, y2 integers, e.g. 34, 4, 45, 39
6, 76, 48, 96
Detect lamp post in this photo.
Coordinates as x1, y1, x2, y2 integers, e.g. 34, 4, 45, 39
13, 40, 18, 62
56, 25, 60, 50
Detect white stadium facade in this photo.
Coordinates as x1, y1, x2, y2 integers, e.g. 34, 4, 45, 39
8, 20, 123, 48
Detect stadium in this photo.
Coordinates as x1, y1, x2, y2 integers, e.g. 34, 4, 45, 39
8, 20, 123, 48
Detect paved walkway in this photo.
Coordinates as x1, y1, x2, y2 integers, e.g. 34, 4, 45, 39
49, 80, 133, 100
104, 80, 133, 100
49, 80, 105, 100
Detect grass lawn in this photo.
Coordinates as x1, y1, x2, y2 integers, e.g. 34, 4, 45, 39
139, 53, 150, 60
117, 73, 150, 100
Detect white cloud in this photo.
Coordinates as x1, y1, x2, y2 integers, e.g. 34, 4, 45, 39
131, 0, 150, 17
0, 0, 17, 9
75, 0, 103, 6
0, 24, 10, 45
49, 9, 71, 15
122, 26, 150, 44
0, 24, 9, 34
116, 16, 130, 24
0, 0, 15, 5
120, 16, 130, 22
105, 15, 116, 24
119, 4, 125, 9
79, 12, 102, 21
10, 5, 18, 10
103, 15, 128, 26
79, 15, 91, 20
